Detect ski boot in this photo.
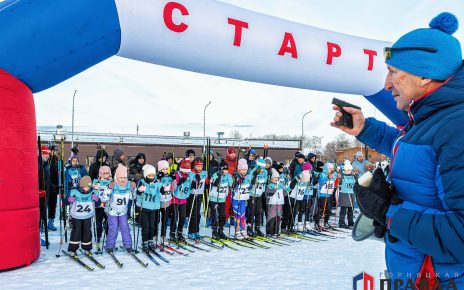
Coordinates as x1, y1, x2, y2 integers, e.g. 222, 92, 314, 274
246, 225, 255, 237
218, 229, 229, 240
297, 222, 304, 231
148, 241, 157, 252
339, 223, 350, 229
234, 232, 244, 240
314, 223, 322, 232
188, 233, 197, 240
106, 248, 114, 254
177, 232, 186, 243
169, 232, 177, 243
304, 222, 311, 231
48, 219, 57, 231
241, 230, 249, 239
212, 229, 221, 240
125, 247, 134, 253
142, 242, 150, 253
254, 227, 265, 237
68, 250, 77, 257
324, 223, 334, 230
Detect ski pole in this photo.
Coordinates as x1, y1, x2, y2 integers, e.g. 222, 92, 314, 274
186, 180, 198, 235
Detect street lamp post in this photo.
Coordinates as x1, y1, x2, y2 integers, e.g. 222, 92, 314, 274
203, 101, 212, 154
301, 110, 312, 149
71, 90, 78, 148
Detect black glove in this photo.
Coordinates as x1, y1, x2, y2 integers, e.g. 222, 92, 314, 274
157, 172, 164, 180
353, 168, 402, 226
373, 220, 387, 239
195, 174, 201, 182
170, 171, 177, 180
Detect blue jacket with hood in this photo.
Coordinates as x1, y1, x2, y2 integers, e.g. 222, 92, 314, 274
357, 64, 464, 288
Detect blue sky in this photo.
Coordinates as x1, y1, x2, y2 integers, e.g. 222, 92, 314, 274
35, 0, 464, 144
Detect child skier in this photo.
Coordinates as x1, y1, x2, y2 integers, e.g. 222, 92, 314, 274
265, 168, 287, 236
67, 176, 100, 256
104, 164, 136, 253
232, 159, 252, 240
188, 157, 209, 240
64, 154, 88, 200
92, 165, 112, 252
314, 162, 337, 231
155, 160, 174, 246
288, 168, 311, 231
170, 159, 194, 243
209, 161, 233, 240
247, 158, 267, 237
136, 164, 164, 252
338, 161, 356, 229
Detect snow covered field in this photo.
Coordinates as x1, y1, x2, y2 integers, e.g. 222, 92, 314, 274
0, 222, 386, 290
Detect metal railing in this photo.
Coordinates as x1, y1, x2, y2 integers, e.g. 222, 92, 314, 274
37, 130, 301, 149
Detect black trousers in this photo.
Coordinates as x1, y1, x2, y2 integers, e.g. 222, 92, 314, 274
95, 207, 107, 242
296, 199, 306, 223
339, 206, 354, 226
170, 203, 186, 235
209, 201, 226, 231
188, 195, 203, 234
68, 217, 92, 252
155, 206, 171, 238
47, 184, 58, 219
304, 196, 316, 222
140, 209, 157, 243
246, 196, 263, 227
314, 196, 331, 224
281, 196, 292, 231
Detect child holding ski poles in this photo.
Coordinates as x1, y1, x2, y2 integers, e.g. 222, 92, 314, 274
265, 169, 287, 236
155, 160, 174, 246
67, 176, 100, 256
209, 161, 233, 240
170, 159, 194, 243
337, 161, 356, 229
287, 169, 311, 231
301, 163, 313, 231
232, 159, 252, 240
104, 164, 136, 253
92, 166, 112, 253
247, 158, 267, 237
136, 164, 163, 252
314, 163, 336, 231
188, 157, 209, 240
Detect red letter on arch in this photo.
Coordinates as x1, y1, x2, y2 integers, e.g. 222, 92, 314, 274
278, 32, 298, 59
363, 49, 377, 71
228, 18, 249, 47
326, 42, 342, 65
163, 2, 189, 33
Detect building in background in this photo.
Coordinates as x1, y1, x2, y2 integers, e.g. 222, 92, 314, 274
37, 129, 301, 169
335, 146, 387, 165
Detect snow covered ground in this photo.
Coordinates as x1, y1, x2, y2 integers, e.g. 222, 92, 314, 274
0, 220, 386, 290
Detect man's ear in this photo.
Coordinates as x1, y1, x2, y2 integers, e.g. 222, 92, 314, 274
420, 77, 433, 87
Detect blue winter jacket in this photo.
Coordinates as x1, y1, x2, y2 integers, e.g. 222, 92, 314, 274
357, 64, 464, 288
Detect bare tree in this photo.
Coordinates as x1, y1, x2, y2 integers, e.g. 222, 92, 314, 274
229, 129, 243, 139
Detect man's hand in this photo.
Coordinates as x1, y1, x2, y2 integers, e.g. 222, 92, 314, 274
330, 106, 366, 136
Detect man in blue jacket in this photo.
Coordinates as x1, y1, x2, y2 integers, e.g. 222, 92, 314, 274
331, 12, 463, 289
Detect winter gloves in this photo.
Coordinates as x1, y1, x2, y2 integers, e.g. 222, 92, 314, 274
353, 168, 402, 227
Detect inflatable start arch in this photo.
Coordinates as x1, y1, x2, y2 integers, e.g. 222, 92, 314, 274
0, 0, 406, 270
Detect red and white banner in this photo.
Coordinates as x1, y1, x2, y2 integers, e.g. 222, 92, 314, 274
115, 0, 391, 96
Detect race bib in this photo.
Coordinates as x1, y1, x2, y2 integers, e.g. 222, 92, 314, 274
71, 201, 95, 219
